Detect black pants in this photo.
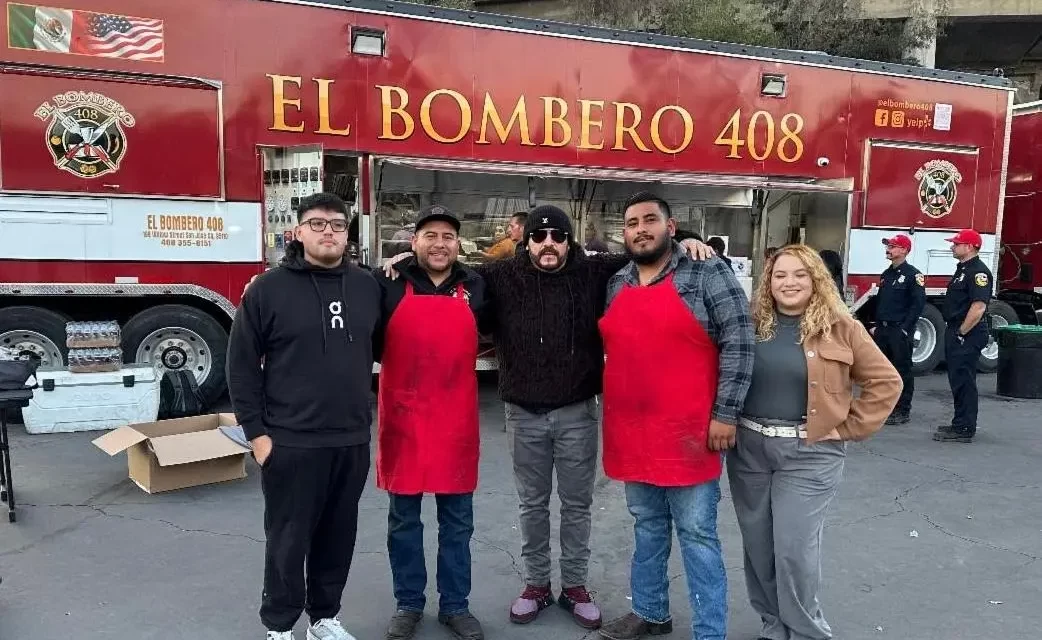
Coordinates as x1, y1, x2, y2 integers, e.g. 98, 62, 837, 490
260, 443, 370, 632
944, 325, 987, 435
873, 324, 914, 414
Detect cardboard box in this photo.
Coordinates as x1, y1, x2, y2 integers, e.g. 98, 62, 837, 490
92, 413, 252, 494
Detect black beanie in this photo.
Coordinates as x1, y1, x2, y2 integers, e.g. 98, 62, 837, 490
524, 205, 574, 241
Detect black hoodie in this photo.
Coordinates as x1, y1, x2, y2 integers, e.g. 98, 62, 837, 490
226, 240, 382, 448
477, 241, 627, 411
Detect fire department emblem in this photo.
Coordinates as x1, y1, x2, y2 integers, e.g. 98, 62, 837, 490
914, 160, 962, 219
33, 91, 136, 179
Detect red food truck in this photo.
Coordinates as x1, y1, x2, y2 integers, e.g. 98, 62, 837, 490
0, 0, 1019, 402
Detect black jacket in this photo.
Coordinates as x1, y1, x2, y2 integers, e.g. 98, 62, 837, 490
226, 241, 381, 447
373, 256, 490, 360
478, 244, 627, 410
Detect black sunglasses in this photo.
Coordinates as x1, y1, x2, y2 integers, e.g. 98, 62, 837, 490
302, 218, 348, 233
530, 229, 568, 244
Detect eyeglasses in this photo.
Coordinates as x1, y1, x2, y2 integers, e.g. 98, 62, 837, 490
530, 229, 568, 244
302, 218, 348, 233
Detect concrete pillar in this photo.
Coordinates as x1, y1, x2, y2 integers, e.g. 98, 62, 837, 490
906, 0, 938, 68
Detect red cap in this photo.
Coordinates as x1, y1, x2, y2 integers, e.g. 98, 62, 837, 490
946, 229, 983, 248
882, 234, 912, 251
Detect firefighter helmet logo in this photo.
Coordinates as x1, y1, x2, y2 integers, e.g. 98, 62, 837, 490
33, 91, 136, 179
915, 160, 962, 219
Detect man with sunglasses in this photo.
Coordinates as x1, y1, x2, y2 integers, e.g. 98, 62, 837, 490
228, 192, 381, 640
384, 204, 712, 630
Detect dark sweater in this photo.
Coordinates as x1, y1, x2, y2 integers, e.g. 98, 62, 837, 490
741, 313, 808, 423
226, 241, 381, 447
477, 245, 627, 410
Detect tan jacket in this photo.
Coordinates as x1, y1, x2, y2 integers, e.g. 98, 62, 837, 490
802, 314, 903, 443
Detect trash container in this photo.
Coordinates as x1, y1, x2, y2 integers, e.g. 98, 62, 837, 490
994, 324, 1042, 399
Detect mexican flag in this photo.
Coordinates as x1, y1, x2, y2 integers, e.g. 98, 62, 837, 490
7, 3, 72, 52
7, 3, 165, 61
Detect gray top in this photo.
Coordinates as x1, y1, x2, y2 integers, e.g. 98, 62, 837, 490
741, 313, 808, 423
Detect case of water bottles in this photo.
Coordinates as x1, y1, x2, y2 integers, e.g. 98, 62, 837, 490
66, 321, 123, 373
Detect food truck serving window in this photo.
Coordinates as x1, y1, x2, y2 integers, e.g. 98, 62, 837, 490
0, 66, 222, 199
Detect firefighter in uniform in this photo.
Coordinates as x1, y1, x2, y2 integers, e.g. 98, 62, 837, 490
872, 234, 926, 425
936, 229, 992, 444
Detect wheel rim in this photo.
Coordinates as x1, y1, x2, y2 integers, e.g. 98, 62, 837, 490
0, 329, 64, 367
981, 314, 1009, 360
911, 317, 937, 365
134, 326, 212, 385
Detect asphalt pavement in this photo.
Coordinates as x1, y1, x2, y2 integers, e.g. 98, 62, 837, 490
1, 372, 1040, 639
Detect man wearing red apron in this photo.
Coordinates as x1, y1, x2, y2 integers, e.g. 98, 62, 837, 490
375, 206, 489, 640
596, 192, 755, 640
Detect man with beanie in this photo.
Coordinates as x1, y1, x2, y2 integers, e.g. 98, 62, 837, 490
384, 203, 711, 630
375, 205, 489, 640
228, 192, 381, 640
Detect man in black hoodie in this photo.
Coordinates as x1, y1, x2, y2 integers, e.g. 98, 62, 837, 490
227, 192, 381, 640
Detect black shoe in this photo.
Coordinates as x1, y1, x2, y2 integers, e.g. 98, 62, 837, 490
439, 612, 484, 640
933, 430, 974, 443
885, 412, 910, 425
598, 612, 673, 640
934, 424, 954, 434
385, 610, 423, 640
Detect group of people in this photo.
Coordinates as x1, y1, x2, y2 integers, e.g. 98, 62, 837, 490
229, 188, 999, 640
868, 229, 993, 442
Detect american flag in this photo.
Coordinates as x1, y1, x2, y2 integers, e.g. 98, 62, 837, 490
81, 13, 164, 61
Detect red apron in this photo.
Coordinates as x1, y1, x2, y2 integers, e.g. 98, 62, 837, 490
598, 273, 721, 487
376, 282, 480, 494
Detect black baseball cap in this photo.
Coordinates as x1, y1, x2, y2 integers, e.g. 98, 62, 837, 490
414, 204, 461, 233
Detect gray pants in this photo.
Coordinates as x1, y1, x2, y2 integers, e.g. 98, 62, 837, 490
505, 398, 599, 588
726, 426, 846, 640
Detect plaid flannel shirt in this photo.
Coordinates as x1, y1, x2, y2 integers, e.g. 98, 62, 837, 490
606, 243, 755, 425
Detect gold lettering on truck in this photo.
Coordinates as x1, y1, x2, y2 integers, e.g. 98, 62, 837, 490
377, 85, 414, 140
314, 79, 351, 136
268, 74, 305, 132
477, 94, 533, 146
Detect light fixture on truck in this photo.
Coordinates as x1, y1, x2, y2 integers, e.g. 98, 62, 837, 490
351, 27, 386, 56
760, 73, 787, 97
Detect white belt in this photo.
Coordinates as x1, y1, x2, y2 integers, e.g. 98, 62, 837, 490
740, 417, 807, 438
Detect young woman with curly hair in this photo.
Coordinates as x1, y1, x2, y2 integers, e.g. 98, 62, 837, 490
727, 244, 902, 640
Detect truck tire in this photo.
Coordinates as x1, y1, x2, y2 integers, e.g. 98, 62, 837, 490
0, 305, 71, 425
977, 300, 1019, 373
121, 305, 228, 407
911, 303, 946, 376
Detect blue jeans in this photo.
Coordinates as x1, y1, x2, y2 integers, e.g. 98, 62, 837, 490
387, 492, 474, 616
625, 480, 727, 640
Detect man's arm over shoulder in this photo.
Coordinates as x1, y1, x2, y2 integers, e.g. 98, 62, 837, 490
698, 259, 755, 425
605, 263, 635, 310
226, 274, 272, 441
587, 251, 633, 287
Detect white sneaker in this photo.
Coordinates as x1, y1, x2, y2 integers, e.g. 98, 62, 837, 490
266, 631, 294, 640
307, 617, 357, 640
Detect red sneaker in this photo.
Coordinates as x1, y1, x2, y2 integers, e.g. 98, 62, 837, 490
559, 585, 602, 629
509, 583, 554, 624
